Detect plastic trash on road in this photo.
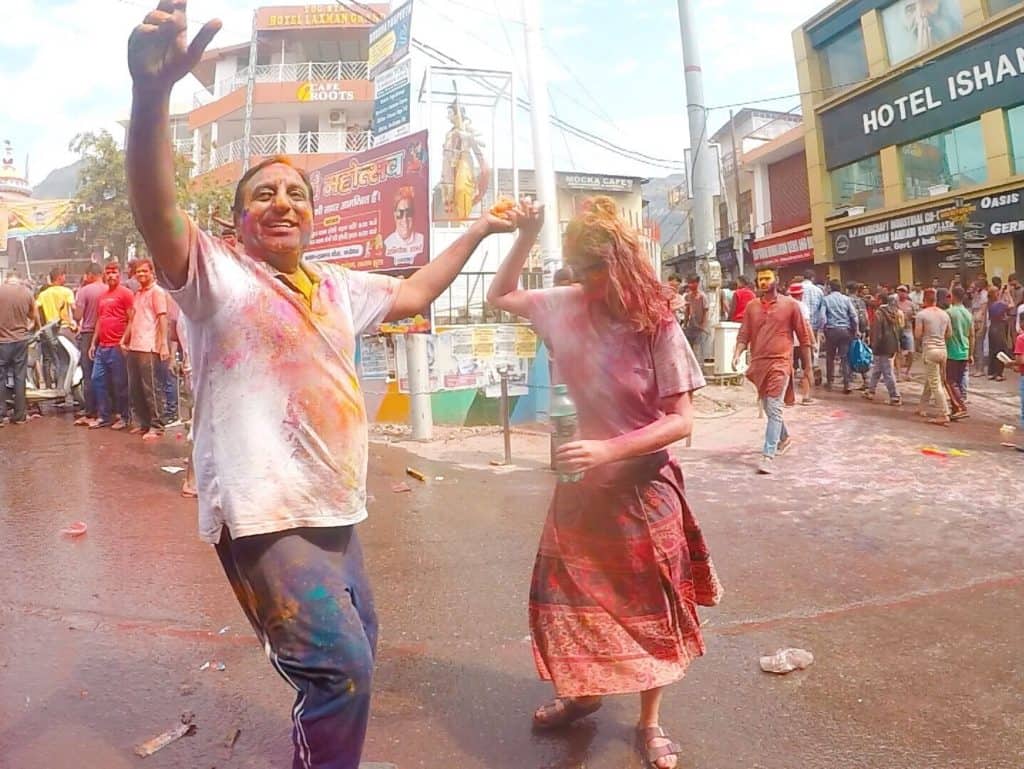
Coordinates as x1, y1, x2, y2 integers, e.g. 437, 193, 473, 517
134, 712, 196, 757
60, 522, 88, 537
760, 647, 814, 674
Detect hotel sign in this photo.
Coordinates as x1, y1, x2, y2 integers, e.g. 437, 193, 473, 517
256, 5, 377, 29
820, 21, 1024, 170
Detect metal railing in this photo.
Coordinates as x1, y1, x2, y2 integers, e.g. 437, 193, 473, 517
434, 271, 546, 327
193, 60, 369, 106
195, 131, 372, 174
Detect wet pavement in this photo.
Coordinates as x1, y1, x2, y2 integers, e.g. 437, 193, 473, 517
1, 379, 1022, 769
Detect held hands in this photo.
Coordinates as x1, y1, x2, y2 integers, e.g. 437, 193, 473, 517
476, 196, 545, 237
128, 1, 221, 90
555, 439, 619, 473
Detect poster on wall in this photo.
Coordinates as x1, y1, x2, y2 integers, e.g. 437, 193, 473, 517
306, 130, 429, 272
391, 324, 537, 394
373, 59, 412, 146
368, 1, 413, 79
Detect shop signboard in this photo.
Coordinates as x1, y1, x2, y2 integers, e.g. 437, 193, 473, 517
752, 228, 814, 267
830, 186, 1024, 262
372, 59, 412, 145
368, 2, 413, 79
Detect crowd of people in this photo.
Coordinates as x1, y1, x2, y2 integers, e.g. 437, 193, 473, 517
664, 267, 1024, 470
0, 260, 190, 440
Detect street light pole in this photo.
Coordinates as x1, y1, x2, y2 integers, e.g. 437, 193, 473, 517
521, 0, 561, 287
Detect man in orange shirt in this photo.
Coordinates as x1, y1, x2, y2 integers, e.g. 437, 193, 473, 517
734, 267, 813, 475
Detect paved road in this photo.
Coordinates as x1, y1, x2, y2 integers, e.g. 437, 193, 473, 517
1, 384, 1021, 769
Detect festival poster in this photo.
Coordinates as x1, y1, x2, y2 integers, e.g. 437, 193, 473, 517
306, 130, 429, 272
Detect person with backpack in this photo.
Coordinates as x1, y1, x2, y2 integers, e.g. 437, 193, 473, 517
863, 293, 902, 406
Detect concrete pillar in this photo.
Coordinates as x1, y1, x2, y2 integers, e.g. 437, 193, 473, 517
861, 10, 889, 77
880, 146, 904, 208
899, 252, 914, 286
958, 0, 987, 30
406, 333, 433, 441
752, 162, 771, 237
981, 108, 1013, 182
984, 239, 1015, 281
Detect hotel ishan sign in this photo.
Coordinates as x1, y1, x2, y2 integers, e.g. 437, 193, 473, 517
820, 21, 1024, 170
256, 5, 379, 30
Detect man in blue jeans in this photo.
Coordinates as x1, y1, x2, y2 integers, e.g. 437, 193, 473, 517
734, 267, 813, 475
818, 279, 859, 394
87, 262, 134, 430
0, 274, 39, 426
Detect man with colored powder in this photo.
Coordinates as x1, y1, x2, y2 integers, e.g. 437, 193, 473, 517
73, 263, 106, 425
734, 267, 813, 475
945, 286, 972, 421
120, 258, 169, 440
731, 274, 756, 322
88, 262, 134, 430
125, 5, 518, 767
682, 273, 707, 357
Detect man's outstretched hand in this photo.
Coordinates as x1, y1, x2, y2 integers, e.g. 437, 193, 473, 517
128, 0, 221, 91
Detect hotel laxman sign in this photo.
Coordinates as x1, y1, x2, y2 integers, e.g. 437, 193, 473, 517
256, 5, 376, 29
820, 21, 1024, 170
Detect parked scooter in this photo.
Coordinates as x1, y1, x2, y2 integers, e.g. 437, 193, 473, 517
22, 321, 84, 409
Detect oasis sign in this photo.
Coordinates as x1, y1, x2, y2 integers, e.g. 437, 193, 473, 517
830, 187, 1024, 262
820, 21, 1024, 170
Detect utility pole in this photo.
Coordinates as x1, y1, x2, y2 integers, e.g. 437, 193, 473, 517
241, 11, 258, 172
521, 0, 561, 287
729, 109, 745, 276
675, 0, 720, 361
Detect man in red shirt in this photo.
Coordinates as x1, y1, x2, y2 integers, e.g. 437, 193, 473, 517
731, 275, 756, 322
87, 261, 134, 429
733, 266, 813, 475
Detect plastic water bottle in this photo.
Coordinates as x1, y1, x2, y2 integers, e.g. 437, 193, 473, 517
550, 384, 583, 483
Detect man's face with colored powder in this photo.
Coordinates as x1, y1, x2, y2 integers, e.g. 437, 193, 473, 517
104, 264, 121, 288
756, 269, 777, 294
237, 163, 313, 268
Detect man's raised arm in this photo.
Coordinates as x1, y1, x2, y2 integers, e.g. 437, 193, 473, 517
126, 1, 220, 288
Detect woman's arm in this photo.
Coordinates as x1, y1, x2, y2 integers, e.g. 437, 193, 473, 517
486, 200, 544, 318
556, 392, 694, 472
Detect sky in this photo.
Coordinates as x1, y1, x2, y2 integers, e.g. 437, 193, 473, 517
0, 0, 828, 186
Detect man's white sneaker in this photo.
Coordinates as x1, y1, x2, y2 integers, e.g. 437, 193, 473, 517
757, 456, 775, 475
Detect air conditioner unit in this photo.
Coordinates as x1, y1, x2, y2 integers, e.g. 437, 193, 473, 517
328, 110, 345, 127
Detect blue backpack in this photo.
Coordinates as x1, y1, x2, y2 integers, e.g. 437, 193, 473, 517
848, 338, 873, 373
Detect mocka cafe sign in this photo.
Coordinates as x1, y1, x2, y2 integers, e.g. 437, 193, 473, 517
820, 22, 1024, 170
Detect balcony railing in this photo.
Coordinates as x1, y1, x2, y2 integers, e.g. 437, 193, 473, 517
194, 60, 370, 106
195, 131, 372, 174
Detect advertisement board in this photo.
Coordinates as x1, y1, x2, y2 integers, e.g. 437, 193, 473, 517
306, 130, 429, 271
373, 60, 412, 145
368, 2, 413, 79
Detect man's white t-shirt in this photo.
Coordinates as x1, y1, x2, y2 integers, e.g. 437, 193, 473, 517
384, 230, 425, 267
159, 218, 399, 544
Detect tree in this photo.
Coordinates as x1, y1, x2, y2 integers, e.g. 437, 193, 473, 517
177, 157, 234, 233
67, 131, 136, 259
67, 130, 234, 260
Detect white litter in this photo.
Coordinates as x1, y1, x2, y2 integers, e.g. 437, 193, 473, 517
161, 466, 185, 475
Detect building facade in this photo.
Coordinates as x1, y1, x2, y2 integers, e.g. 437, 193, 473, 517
795, 0, 1024, 287
745, 123, 817, 282
186, 4, 387, 183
